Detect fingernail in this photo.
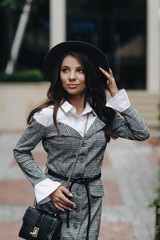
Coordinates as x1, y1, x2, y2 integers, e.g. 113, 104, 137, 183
99, 67, 103, 71
73, 204, 76, 208
70, 193, 73, 197
61, 209, 65, 212
68, 208, 72, 211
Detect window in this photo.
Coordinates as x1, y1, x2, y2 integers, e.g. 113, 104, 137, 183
67, 0, 146, 89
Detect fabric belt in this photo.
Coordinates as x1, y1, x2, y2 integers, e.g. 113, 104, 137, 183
47, 169, 101, 240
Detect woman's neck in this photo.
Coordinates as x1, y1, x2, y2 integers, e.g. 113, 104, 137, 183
68, 95, 86, 115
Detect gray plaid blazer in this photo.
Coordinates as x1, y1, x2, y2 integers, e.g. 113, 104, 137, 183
13, 106, 150, 240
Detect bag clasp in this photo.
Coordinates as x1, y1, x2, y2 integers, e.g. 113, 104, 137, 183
30, 227, 39, 238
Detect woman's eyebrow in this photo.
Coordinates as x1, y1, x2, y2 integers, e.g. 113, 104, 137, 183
77, 65, 84, 68
61, 65, 84, 68
61, 65, 69, 68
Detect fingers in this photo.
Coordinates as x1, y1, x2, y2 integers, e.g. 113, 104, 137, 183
50, 186, 76, 212
99, 67, 110, 79
99, 67, 114, 79
99, 67, 119, 97
99, 67, 115, 85
62, 186, 73, 198
54, 201, 72, 212
99, 67, 115, 86
109, 68, 114, 78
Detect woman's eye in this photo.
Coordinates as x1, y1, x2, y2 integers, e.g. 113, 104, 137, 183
61, 68, 68, 73
78, 68, 85, 73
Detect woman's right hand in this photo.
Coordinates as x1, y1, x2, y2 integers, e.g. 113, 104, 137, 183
50, 185, 76, 211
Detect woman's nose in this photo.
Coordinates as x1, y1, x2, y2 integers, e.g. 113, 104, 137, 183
69, 71, 76, 80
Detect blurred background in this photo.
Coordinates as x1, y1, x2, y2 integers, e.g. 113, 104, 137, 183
0, 1, 160, 240
0, 0, 159, 130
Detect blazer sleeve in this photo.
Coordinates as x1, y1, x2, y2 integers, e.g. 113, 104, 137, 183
13, 119, 47, 186
110, 106, 150, 141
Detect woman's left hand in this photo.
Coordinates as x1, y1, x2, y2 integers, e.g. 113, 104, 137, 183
99, 67, 119, 97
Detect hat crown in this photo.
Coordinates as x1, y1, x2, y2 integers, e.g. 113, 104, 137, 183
43, 41, 109, 83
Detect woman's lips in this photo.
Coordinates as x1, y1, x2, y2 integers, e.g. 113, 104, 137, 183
68, 84, 78, 88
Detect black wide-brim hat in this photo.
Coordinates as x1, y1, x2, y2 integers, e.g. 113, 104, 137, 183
43, 41, 109, 83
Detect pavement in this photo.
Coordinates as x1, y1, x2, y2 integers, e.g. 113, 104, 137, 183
0, 129, 159, 240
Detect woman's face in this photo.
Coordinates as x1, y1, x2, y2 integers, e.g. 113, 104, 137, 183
60, 55, 86, 98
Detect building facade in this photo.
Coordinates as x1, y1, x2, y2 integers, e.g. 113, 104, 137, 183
0, 0, 159, 130
0, 0, 159, 93
50, 0, 160, 94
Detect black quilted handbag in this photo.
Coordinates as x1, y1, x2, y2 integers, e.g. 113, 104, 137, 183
19, 206, 62, 240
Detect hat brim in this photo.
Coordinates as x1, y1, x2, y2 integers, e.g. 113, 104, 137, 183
43, 41, 109, 83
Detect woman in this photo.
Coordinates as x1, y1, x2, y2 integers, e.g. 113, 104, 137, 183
13, 41, 150, 240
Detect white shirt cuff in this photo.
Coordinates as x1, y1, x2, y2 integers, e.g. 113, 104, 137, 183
106, 89, 130, 112
35, 178, 61, 204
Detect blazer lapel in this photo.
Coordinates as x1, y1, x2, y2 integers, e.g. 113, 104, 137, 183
47, 117, 106, 139
59, 117, 106, 139
85, 117, 106, 139
58, 122, 82, 139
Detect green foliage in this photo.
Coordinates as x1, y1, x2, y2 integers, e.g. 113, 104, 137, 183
0, 0, 25, 10
0, 69, 44, 82
155, 187, 160, 194
150, 199, 160, 238
149, 161, 160, 238
0, 0, 46, 10
149, 199, 160, 208
156, 222, 160, 235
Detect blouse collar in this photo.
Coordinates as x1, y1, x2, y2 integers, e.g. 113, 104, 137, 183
60, 100, 96, 116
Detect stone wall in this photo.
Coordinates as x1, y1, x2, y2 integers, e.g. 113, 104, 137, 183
0, 83, 159, 131
0, 83, 49, 131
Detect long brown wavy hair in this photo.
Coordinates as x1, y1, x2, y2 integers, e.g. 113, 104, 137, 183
27, 51, 117, 142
